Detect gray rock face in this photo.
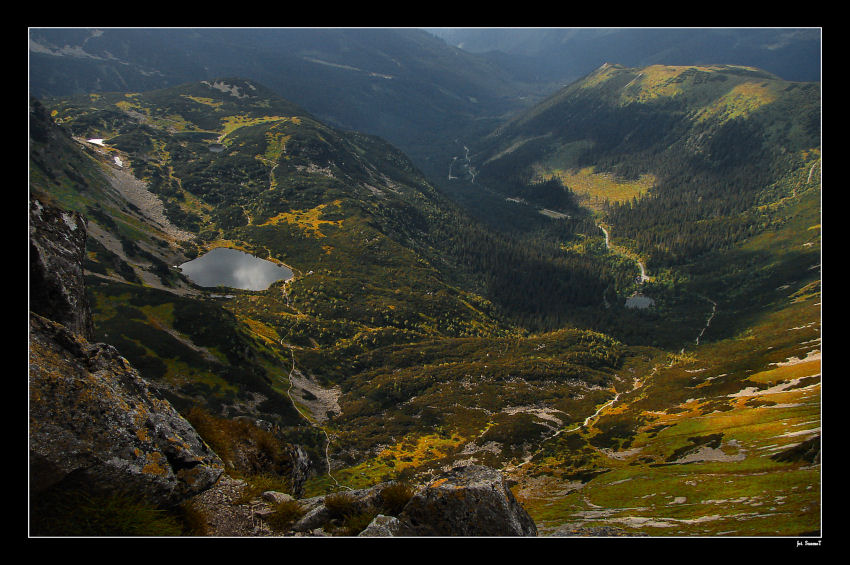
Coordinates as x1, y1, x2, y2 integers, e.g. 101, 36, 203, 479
29, 199, 94, 340
396, 465, 537, 536
358, 514, 401, 537
262, 491, 294, 505
285, 444, 312, 498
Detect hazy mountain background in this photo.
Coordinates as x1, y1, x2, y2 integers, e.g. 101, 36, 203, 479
29, 28, 528, 180
424, 27, 821, 84
29, 27, 820, 182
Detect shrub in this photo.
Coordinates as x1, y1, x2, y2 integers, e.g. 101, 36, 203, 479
379, 482, 415, 515
264, 499, 305, 531
323, 492, 358, 519
340, 510, 377, 536
185, 406, 289, 477
177, 501, 210, 536
322, 491, 379, 536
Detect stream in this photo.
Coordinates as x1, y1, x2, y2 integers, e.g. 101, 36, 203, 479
599, 224, 649, 283
448, 142, 477, 183
688, 296, 717, 351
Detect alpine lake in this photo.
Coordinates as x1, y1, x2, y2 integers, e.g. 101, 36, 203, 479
179, 247, 294, 291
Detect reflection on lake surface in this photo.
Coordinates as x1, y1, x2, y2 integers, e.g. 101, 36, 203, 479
179, 247, 293, 291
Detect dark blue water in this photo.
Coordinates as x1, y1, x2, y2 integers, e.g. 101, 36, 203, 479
179, 247, 293, 291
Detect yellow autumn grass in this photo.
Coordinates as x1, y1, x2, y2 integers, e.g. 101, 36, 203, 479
260, 200, 344, 238
238, 315, 282, 346
747, 358, 821, 385
541, 166, 655, 212
219, 115, 299, 141
377, 432, 467, 472
694, 82, 778, 124
182, 95, 224, 108
620, 65, 694, 103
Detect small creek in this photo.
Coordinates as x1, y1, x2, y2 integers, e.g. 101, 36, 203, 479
599, 224, 654, 309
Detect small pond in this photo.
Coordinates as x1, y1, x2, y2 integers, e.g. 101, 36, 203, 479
625, 293, 655, 310
179, 247, 293, 291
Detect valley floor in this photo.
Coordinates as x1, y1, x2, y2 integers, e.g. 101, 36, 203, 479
509, 291, 821, 536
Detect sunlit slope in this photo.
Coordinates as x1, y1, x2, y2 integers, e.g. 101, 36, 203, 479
472, 63, 820, 349
514, 292, 820, 536
510, 182, 821, 536
479, 62, 819, 242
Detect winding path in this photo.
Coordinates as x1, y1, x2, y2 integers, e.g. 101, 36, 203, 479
505, 358, 666, 475
506, 386, 629, 472
282, 346, 351, 491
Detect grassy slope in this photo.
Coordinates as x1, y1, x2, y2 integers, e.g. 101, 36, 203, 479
450, 63, 822, 536
511, 181, 821, 536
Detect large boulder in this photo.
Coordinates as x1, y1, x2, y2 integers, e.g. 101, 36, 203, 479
396, 465, 537, 536
29, 313, 225, 506
358, 514, 402, 537
290, 484, 388, 533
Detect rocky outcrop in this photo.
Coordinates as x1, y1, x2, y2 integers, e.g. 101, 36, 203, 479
279, 465, 537, 536
29, 198, 94, 340
29, 198, 224, 508
290, 484, 389, 534
395, 465, 538, 536
29, 313, 225, 506
358, 514, 402, 537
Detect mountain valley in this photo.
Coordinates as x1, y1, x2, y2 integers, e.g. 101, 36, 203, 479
29, 29, 821, 540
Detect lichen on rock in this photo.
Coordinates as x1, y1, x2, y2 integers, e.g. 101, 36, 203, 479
29, 313, 224, 506
395, 465, 538, 536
